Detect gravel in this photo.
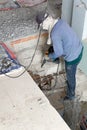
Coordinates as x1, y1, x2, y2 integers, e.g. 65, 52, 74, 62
0, 1, 47, 42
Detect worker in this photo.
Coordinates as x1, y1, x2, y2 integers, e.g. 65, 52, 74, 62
36, 10, 83, 100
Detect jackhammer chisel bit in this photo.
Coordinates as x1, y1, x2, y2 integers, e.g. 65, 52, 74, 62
41, 59, 46, 68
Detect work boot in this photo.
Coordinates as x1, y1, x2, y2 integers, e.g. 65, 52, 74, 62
63, 96, 75, 101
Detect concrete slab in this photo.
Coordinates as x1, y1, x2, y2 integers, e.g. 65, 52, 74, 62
0, 68, 71, 130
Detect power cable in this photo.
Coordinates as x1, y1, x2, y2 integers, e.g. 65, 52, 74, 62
2, 25, 42, 78
1, 4, 48, 78
1, 3, 48, 78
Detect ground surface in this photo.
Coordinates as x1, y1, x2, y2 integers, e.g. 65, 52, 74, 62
0, 2, 46, 42
0, 0, 62, 42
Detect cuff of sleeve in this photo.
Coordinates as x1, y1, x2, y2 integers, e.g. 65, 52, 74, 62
49, 53, 58, 61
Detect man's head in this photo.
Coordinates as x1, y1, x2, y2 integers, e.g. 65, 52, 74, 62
36, 11, 49, 28
36, 4, 62, 30
36, 12, 58, 30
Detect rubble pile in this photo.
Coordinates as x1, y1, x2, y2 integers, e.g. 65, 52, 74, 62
28, 70, 54, 90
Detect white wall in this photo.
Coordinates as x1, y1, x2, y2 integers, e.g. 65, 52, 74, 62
62, 0, 74, 25
62, 0, 87, 40
72, 0, 87, 40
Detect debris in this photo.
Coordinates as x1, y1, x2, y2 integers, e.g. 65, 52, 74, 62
28, 70, 54, 90
80, 114, 87, 130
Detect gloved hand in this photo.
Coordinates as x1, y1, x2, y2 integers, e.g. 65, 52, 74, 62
49, 53, 60, 63
49, 52, 57, 61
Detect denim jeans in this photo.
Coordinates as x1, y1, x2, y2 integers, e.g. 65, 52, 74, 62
65, 63, 78, 99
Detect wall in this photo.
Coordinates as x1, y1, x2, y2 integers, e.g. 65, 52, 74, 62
78, 39, 87, 76
62, 0, 87, 40
62, 0, 74, 25
72, 0, 87, 40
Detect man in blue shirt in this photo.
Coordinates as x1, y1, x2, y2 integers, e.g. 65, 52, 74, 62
50, 18, 83, 100
36, 13, 83, 100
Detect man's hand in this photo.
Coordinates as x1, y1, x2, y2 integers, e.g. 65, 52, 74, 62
48, 53, 60, 63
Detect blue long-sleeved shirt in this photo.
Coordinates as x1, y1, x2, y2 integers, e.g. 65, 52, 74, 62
50, 19, 83, 62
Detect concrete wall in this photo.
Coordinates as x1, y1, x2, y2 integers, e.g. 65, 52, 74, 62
62, 0, 87, 40
62, 0, 74, 25
72, 0, 87, 40
78, 39, 87, 76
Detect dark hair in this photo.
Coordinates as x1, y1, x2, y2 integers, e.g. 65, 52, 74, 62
36, 11, 49, 27
48, 46, 54, 53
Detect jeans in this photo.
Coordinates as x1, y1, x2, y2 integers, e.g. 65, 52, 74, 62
65, 63, 78, 99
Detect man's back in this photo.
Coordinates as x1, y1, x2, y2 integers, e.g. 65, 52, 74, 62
51, 19, 83, 62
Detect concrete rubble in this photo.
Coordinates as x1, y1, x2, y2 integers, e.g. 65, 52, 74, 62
0, 6, 41, 42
